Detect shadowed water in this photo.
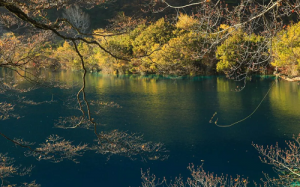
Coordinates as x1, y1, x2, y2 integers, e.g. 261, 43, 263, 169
0, 69, 300, 186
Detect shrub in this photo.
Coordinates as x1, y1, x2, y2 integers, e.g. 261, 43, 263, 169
216, 30, 266, 73
132, 18, 176, 57
272, 22, 300, 76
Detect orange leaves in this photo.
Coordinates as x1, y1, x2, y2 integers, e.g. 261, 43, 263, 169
277, 2, 282, 6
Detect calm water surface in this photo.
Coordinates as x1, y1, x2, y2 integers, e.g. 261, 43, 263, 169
0, 69, 300, 186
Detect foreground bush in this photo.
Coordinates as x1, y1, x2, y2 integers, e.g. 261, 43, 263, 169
142, 135, 300, 187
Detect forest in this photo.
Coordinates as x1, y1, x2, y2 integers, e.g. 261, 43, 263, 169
1, 0, 300, 186
1, 0, 300, 78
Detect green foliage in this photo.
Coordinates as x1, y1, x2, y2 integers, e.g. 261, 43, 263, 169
46, 15, 275, 76
93, 29, 133, 74
149, 31, 204, 75
51, 41, 80, 70
216, 30, 265, 73
51, 41, 98, 71
272, 21, 300, 76
91, 17, 206, 75
78, 42, 99, 70
128, 15, 213, 75
132, 18, 176, 57
47, 15, 215, 75
176, 13, 200, 30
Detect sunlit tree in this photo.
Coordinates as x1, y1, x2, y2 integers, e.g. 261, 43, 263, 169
1, 0, 300, 186
272, 21, 300, 77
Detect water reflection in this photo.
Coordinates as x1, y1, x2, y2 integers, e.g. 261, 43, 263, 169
1, 69, 300, 187
268, 81, 300, 135
215, 77, 243, 125
0, 69, 169, 186
269, 81, 300, 116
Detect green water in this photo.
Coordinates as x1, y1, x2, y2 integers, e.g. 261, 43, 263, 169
0, 69, 300, 186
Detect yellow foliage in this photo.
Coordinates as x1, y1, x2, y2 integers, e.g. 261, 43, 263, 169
218, 24, 235, 33
272, 21, 300, 75
150, 31, 203, 68
216, 30, 265, 73
52, 41, 79, 69
0, 32, 43, 67
132, 18, 175, 56
176, 13, 199, 30
51, 41, 98, 70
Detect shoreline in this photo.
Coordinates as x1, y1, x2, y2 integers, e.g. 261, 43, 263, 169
279, 75, 300, 82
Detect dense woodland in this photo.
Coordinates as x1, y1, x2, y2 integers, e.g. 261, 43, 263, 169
1, 0, 299, 78
1, 0, 300, 186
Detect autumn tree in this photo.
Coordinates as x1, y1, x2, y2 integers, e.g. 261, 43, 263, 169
271, 21, 300, 77
0, 0, 168, 176
216, 28, 268, 80
147, 0, 300, 87
1, 0, 300, 186
0, 0, 125, 131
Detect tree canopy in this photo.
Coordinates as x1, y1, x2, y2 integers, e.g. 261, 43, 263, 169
1, 0, 300, 186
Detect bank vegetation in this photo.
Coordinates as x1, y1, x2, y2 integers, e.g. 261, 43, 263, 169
1, 13, 300, 78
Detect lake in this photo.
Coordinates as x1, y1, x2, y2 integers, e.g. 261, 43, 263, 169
0, 69, 300, 186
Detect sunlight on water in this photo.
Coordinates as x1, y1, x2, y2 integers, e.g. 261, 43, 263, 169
269, 81, 300, 116
1, 69, 300, 186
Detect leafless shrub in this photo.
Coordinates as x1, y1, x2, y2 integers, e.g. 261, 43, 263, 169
12, 138, 36, 147
92, 130, 168, 161
89, 100, 122, 108
62, 94, 81, 110
63, 93, 122, 111
0, 102, 20, 120
25, 135, 88, 163
20, 181, 41, 187
50, 81, 79, 90
0, 76, 37, 94
141, 164, 248, 187
187, 164, 248, 187
0, 153, 18, 180
141, 169, 169, 187
14, 96, 56, 106
63, 5, 90, 36
253, 134, 300, 186
0, 153, 36, 187
54, 116, 101, 130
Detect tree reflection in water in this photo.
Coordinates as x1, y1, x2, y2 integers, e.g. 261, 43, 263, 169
0, 69, 168, 186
